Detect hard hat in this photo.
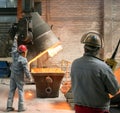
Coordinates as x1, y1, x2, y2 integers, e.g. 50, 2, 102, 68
83, 35, 101, 47
18, 45, 27, 52
81, 31, 103, 48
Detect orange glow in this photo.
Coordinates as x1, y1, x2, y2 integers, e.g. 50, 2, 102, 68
114, 67, 120, 84
109, 67, 120, 98
51, 101, 72, 110
28, 92, 32, 96
31, 68, 65, 73
24, 90, 35, 100
60, 81, 71, 95
28, 42, 62, 69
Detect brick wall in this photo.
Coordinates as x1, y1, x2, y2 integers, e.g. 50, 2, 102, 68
104, 0, 120, 68
17, 0, 22, 20
16, 0, 120, 70
41, 0, 104, 67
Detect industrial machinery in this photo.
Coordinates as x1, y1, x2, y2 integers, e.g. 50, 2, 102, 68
9, 11, 62, 62
0, 0, 62, 77
0, 0, 64, 98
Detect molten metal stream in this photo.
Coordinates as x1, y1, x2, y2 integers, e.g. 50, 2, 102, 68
31, 68, 64, 73
28, 42, 62, 69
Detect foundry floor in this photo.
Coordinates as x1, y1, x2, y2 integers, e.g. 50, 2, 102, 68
0, 79, 75, 113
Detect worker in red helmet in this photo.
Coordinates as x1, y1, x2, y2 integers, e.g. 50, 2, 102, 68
18, 45, 27, 52
6, 34, 32, 112
18, 45, 28, 57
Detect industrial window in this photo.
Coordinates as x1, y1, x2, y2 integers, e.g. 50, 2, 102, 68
0, 0, 17, 15
34, 2, 42, 15
0, 0, 17, 8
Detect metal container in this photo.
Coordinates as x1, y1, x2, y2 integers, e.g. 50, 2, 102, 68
31, 68, 64, 98
27, 12, 60, 61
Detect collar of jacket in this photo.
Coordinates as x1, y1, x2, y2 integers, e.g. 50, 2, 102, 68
84, 53, 104, 62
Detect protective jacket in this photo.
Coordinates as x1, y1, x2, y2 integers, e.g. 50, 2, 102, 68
11, 39, 31, 78
7, 37, 31, 110
71, 53, 119, 110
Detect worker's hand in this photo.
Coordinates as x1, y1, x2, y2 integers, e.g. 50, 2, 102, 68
28, 76, 33, 82
25, 76, 33, 83
14, 34, 18, 40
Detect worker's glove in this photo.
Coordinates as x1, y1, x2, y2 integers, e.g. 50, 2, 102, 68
14, 34, 18, 40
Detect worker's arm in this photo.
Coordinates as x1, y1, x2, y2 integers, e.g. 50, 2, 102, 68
109, 85, 120, 98
21, 58, 32, 82
12, 34, 18, 52
102, 68, 120, 96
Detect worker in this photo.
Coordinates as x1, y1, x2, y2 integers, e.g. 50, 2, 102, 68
70, 31, 120, 113
6, 34, 32, 112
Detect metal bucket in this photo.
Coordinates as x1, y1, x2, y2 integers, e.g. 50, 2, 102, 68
31, 68, 64, 98
27, 12, 60, 61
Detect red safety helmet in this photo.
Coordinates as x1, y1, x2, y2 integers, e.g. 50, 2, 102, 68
18, 45, 27, 53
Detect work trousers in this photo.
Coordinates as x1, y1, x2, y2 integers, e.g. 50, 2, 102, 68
75, 104, 110, 113
7, 72, 24, 109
